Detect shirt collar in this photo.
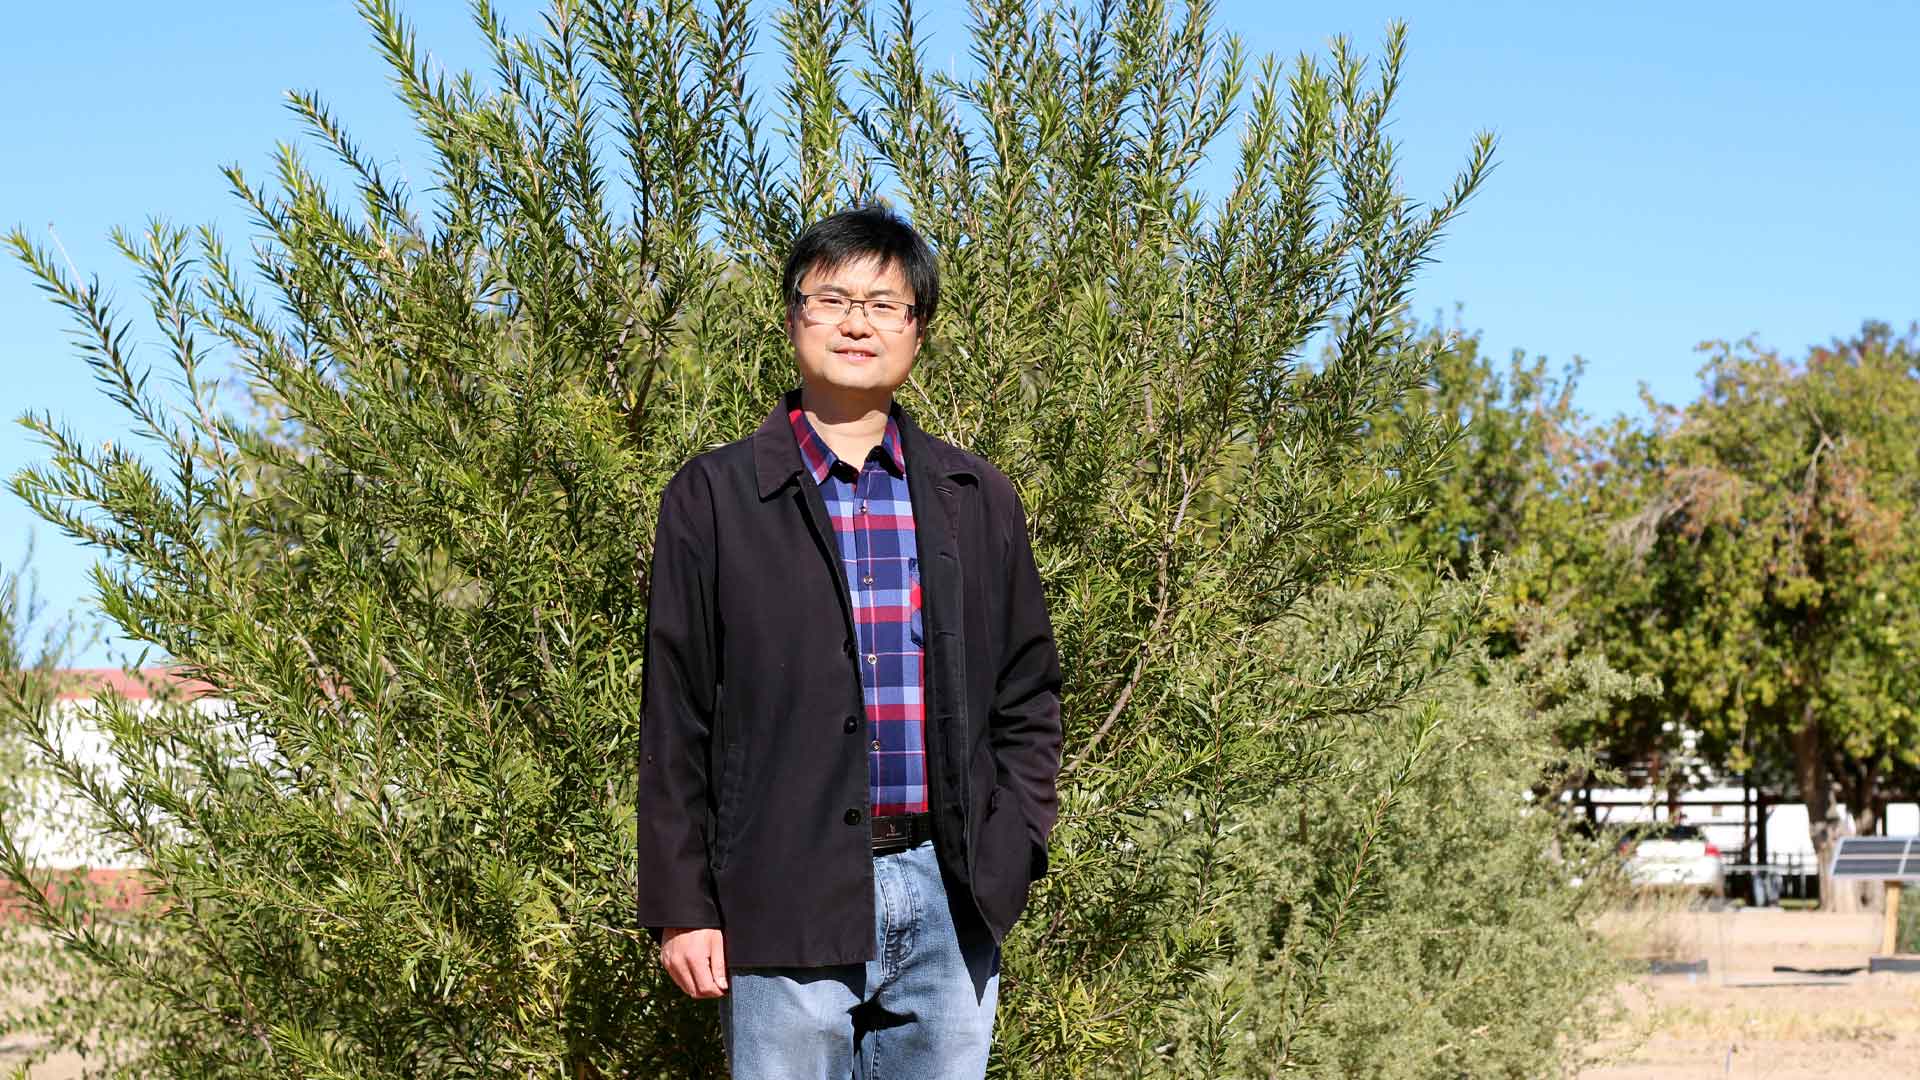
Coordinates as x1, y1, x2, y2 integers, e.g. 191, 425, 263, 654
786, 405, 908, 485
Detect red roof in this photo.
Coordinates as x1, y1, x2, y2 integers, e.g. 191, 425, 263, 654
53, 667, 218, 702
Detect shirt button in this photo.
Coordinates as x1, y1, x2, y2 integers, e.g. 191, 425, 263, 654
844, 716, 859, 734
845, 808, 863, 825
858, 502, 869, 514
866, 653, 878, 665
862, 574, 874, 585
871, 740, 882, 751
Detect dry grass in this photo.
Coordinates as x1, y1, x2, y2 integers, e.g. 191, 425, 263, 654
1595, 889, 1718, 963
1582, 907, 1920, 1080
1645, 988, 1920, 1042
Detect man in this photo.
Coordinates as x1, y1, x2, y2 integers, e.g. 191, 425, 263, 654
635, 206, 1064, 1078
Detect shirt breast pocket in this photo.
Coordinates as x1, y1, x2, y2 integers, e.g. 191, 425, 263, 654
908, 556, 924, 647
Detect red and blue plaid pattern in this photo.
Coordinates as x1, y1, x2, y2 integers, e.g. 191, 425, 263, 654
789, 405, 928, 817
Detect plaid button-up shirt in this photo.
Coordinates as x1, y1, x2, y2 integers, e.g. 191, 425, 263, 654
788, 405, 928, 817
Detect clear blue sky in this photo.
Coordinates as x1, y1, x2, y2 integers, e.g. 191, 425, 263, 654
4, 1, 1917, 665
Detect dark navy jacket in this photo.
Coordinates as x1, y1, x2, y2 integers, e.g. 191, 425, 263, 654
635, 389, 1063, 967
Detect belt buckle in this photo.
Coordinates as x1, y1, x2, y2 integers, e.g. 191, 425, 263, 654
870, 814, 918, 853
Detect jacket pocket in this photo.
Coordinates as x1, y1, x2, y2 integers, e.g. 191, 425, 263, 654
971, 783, 1043, 937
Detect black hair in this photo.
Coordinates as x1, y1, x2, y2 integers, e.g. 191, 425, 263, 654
781, 206, 940, 331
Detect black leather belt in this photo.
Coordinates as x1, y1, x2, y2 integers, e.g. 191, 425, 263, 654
870, 813, 933, 854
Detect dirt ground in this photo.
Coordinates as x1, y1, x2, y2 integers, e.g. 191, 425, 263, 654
5, 909, 1916, 1078
1581, 908, 1920, 1080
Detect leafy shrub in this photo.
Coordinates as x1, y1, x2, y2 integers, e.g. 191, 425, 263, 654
1, 1, 1625, 1077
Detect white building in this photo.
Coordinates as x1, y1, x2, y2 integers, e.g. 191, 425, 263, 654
1573, 784, 1920, 868
9, 667, 222, 872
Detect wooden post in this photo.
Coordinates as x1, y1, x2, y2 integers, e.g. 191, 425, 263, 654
1885, 883, 1904, 956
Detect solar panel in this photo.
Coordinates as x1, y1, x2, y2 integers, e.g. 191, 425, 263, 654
1830, 836, 1920, 880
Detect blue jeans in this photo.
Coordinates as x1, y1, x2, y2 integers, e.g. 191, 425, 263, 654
720, 840, 1001, 1079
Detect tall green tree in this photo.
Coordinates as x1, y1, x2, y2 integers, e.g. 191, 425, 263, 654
2, 1, 1619, 1076
1374, 327, 1590, 579
1370, 328, 1656, 772
1606, 324, 1920, 909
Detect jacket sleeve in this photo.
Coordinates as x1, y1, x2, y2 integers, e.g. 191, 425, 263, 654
635, 467, 723, 932
987, 472, 1065, 861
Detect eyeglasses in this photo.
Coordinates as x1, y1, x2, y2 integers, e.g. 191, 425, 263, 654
794, 292, 918, 333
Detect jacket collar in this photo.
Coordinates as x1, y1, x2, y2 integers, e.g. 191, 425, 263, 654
754, 387, 976, 499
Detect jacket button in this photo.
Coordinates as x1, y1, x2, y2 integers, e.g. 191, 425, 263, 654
844, 808, 863, 825
844, 716, 859, 734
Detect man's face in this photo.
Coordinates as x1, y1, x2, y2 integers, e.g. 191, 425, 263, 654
785, 256, 923, 399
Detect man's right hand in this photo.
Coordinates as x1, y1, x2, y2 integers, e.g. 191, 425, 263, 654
660, 927, 730, 998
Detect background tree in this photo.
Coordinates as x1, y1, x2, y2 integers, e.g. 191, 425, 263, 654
2, 1, 1626, 1076
1373, 325, 1590, 579
1602, 323, 1920, 910
1368, 326, 1657, 777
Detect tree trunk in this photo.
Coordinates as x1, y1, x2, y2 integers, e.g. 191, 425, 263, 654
1792, 701, 1858, 913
